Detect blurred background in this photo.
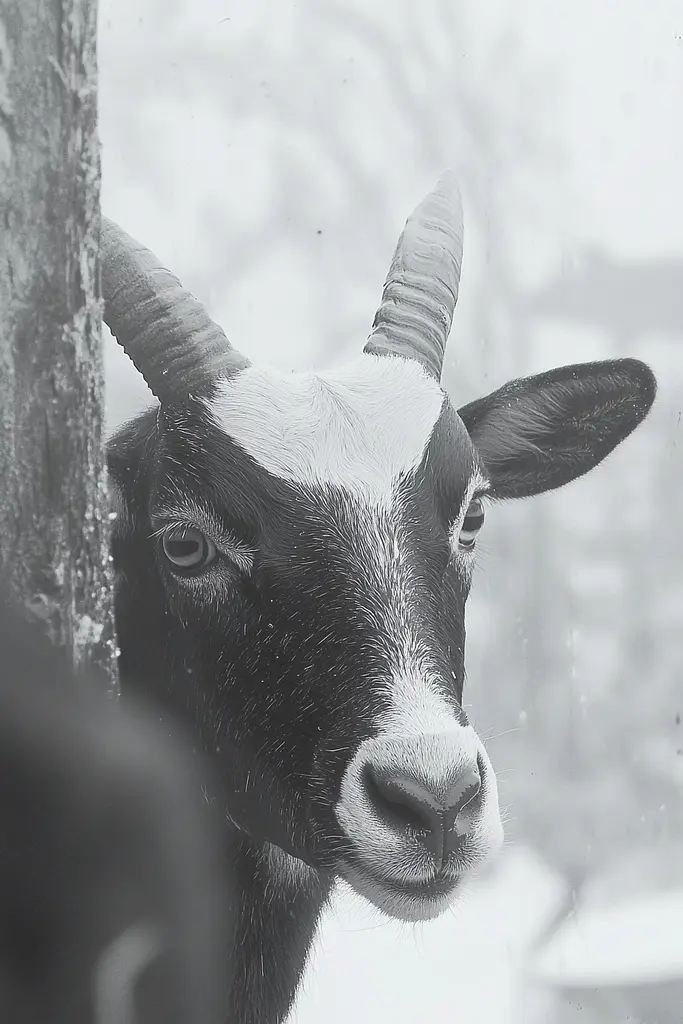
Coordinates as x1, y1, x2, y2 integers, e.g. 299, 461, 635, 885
98, 1, 683, 1021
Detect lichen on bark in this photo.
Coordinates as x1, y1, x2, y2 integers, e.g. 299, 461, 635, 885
0, 0, 117, 692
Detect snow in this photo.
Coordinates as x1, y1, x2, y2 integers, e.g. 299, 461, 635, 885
529, 890, 683, 988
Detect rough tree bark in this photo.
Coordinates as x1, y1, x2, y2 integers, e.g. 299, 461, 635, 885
0, 0, 116, 691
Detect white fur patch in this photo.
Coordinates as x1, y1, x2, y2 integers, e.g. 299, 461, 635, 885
380, 669, 460, 737
261, 842, 318, 892
355, 503, 460, 738
108, 479, 130, 539
202, 353, 444, 499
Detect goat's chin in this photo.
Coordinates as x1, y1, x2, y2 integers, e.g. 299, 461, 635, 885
338, 858, 461, 923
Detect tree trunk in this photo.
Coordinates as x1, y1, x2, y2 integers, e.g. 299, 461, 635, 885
0, 0, 116, 691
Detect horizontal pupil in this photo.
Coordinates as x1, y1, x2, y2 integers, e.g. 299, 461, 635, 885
168, 540, 200, 556
463, 514, 484, 530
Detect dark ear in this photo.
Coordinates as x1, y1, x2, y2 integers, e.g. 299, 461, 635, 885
457, 358, 656, 500
106, 408, 159, 542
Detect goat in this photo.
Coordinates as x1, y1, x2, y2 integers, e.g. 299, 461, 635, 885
0, 593, 229, 1024
101, 172, 656, 1024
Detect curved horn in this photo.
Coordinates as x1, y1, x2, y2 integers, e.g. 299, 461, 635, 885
364, 171, 464, 381
100, 218, 250, 402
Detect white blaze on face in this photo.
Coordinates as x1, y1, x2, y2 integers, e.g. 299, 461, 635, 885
203, 350, 455, 728
333, 528, 503, 906
202, 353, 444, 500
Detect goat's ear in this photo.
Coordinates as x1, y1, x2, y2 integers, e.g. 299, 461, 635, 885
106, 408, 159, 537
457, 358, 656, 500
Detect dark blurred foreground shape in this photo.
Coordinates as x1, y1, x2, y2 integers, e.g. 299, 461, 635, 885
0, 595, 231, 1024
1, 0, 232, 1017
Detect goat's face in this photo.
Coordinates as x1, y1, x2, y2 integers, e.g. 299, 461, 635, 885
159, 355, 500, 921
103, 174, 656, 923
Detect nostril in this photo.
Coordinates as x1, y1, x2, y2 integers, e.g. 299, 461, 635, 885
446, 767, 482, 824
364, 765, 442, 833
364, 762, 482, 840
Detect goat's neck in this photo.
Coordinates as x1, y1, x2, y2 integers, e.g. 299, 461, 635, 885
226, 829, 332, 1024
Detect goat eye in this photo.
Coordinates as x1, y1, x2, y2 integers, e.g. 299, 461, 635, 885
162, 528, 216, 571
458, 498, 485, 550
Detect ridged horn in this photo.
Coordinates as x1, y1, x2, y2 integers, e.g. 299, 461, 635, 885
364, 171, 464, 381
100, 217, 250, 402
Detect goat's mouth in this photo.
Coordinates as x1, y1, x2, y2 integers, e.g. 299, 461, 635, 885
338, 856, 462, 922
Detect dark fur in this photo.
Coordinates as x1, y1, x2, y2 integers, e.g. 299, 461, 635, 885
0, 595, 229, 1024
107, 357, 656, 1024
